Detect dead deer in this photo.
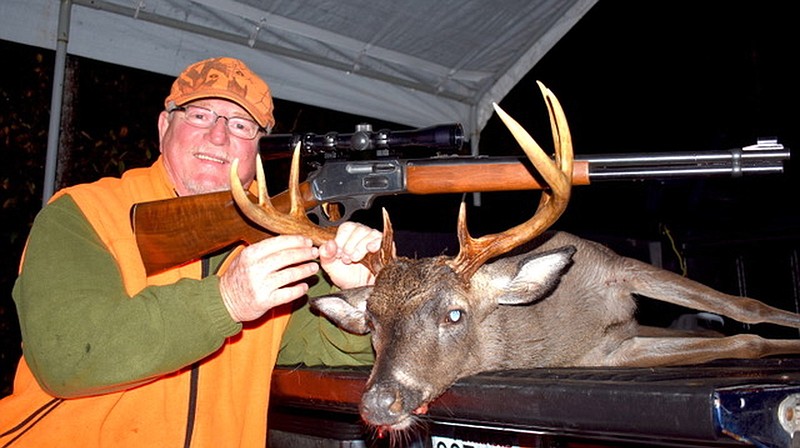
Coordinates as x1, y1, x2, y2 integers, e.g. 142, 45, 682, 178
230, 82, 800, 433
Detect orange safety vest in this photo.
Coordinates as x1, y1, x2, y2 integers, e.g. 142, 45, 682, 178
0, 157, 290, 447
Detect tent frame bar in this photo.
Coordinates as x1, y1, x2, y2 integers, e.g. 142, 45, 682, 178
43, 0, 72, 206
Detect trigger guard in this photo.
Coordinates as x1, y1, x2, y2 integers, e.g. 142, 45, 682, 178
308, 197, 372, 226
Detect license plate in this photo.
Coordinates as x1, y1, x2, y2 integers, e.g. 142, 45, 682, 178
430, 435, 520, 448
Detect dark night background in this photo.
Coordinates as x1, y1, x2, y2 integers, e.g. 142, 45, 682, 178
1, 2, 798, 397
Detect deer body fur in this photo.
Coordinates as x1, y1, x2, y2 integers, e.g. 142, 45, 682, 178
311, 230, 800, 430
228, 81, 800, 432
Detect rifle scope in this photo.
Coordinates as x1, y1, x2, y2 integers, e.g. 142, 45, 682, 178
259, 123, 464, 157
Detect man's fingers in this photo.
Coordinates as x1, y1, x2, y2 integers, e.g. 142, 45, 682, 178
318, 239, 338, 262
247, 246, 319, 274
268, 282, 311, 307
260, 262, 319, 294
249, 235, 314, 255
219, 236, 322, 322
335, 222, 382, 263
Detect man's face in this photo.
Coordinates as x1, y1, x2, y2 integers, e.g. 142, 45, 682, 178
158, 98, 262, 196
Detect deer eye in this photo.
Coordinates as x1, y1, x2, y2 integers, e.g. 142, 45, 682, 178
445, 309, 463, 324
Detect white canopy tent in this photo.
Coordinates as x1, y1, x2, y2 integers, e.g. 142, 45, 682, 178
0, 0, 598, 201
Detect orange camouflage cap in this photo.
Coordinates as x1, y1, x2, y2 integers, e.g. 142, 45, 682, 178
164, 57, 275, 128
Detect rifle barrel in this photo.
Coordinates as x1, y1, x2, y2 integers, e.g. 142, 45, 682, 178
580, 149, 789, 165
589, 165, 785, 180
583, 146, 790, 180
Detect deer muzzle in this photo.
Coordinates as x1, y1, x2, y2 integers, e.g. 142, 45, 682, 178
360, 381, 426, 430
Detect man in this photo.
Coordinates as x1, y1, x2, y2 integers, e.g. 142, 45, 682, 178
0, 57, 376, 447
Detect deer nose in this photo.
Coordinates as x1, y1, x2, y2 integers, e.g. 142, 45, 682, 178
361, 385, 406, 425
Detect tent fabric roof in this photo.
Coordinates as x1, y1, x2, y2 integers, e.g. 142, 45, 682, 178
1, 0, 597, 139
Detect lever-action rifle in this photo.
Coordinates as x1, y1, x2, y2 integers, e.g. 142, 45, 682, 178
131, 124, 790, 275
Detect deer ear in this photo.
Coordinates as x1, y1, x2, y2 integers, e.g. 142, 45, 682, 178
310, 286, 373, 335
494, 246, 576, 305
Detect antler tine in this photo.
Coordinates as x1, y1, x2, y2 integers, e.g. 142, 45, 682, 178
356, 208, 398, 275
450, 81, 573, 279
229, 143, 338, 246
537, 80, 574, 178
229, 144, 390, 276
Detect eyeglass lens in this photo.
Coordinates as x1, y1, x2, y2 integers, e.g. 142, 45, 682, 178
180, 106, 260, 139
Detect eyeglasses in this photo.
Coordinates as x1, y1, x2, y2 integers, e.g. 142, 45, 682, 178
170, 105, 264, 140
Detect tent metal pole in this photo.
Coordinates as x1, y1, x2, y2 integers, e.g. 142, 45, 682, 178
42, 0, 72, 207
469, 104, 482, 207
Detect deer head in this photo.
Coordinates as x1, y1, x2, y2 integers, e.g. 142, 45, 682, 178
230, 81, 574, 432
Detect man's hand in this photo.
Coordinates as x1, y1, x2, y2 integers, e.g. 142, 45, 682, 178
219, 235, 320, 322
319, 222, 383, 290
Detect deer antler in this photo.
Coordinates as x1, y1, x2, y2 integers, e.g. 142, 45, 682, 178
229, 144, 393, 275
449, 81, 573, 279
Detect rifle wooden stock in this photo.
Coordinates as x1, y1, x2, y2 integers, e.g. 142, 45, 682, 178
132, 159, 590, 275
132, 182, 318, 274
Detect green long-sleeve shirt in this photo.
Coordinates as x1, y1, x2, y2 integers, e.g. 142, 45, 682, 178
13, 194, 372, 397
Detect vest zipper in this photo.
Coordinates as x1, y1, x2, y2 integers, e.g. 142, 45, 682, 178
1, 398, 63, 447
182, 257, 211, 448
182, 363, 200, 448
